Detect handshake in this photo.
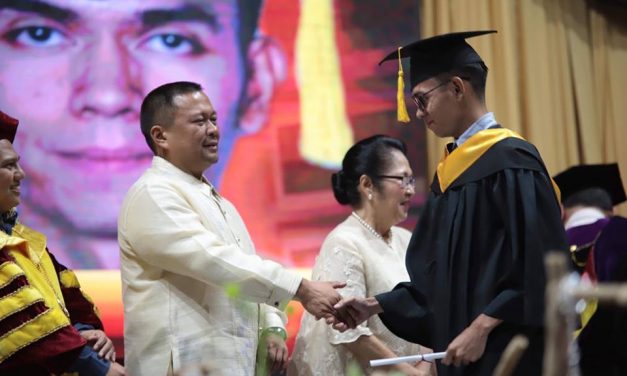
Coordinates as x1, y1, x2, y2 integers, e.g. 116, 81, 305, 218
294, 279, 383, 331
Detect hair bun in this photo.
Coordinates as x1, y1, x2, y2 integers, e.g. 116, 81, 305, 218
331, 171, 350, 205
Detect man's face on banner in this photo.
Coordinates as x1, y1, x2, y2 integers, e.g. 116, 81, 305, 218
0, 0, 278, 236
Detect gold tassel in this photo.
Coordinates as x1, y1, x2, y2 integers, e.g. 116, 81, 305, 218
396, 47, 411, 123
296, 0, 354, 168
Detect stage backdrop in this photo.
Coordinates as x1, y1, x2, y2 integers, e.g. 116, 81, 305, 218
0, 0, 424, 356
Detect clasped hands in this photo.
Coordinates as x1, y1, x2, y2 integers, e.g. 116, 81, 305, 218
323, 296, 382, 331
294, 280, 380, 330
296, 280, 386, 329
314, 294, 499, 369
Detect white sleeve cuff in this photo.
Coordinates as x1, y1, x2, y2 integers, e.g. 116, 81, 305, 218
266, 271, 303, 310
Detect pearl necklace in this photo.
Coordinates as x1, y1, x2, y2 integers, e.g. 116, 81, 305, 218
351, 211, 392, 246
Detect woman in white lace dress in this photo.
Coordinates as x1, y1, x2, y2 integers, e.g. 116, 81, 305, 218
289, 135, 433, 376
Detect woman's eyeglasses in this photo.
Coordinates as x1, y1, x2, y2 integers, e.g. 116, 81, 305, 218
377, 175, 416, 188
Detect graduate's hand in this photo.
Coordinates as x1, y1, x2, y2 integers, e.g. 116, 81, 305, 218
263, 333, 288, 374
442, 314, 501, 367
80, 329, 116, 361
327, 296, 383, 331
295, 279, 346, 320
442, 325, 487, 367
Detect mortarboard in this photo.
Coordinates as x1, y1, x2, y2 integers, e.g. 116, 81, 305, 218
379, 30, 497, 123
554, 163, 626, 206
0, 111, 19, 143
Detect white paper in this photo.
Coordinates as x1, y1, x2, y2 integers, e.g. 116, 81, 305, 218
369, 351, 447, 367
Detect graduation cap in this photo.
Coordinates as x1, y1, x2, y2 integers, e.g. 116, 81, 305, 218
553, 163, 626, 206
0, 111, 19, 143
380, 30, 497, 123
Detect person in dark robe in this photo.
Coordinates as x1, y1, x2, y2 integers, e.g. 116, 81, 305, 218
553, 163, 626, 273
0, 111, 125, 375
330, 31, 568, 376
554, 163, 627, 376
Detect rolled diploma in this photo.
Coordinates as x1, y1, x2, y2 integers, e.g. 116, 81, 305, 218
369, 351, 447, 367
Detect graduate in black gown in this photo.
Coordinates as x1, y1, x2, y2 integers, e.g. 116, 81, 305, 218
331, 31, 568, 376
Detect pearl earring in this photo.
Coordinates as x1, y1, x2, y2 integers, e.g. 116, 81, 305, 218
368, 193, 372, 200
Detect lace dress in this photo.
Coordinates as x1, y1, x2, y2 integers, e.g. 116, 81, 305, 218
289, 215, 422, 375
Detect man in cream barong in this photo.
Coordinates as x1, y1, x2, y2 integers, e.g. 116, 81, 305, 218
118, 81, 344, 376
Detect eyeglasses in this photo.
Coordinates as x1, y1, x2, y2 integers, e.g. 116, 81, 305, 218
411, 77, 469, 113
411, 81, 450, 113
377, 175, 416, 188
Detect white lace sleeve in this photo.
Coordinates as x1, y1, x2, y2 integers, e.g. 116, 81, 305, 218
314, 241, 373, 345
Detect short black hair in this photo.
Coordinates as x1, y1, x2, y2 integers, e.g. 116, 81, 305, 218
440, 62, 488, 102
563, 187, 613, 212
140, 81, 202, 153
331, 135, 408, 206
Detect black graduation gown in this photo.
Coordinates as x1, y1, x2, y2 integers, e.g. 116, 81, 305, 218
376, 129, 568, 376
